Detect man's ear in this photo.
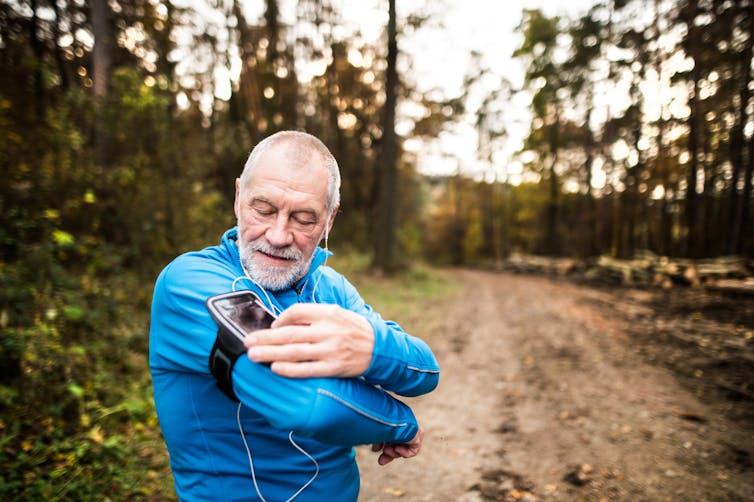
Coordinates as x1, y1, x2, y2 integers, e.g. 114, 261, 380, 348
234, 178, 241, 219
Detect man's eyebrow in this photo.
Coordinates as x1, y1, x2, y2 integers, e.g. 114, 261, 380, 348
250, 196, 320, 219
249, 196, 275, 206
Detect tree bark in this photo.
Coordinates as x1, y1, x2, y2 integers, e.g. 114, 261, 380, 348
653, 0, 671, 256
232, 0, 263, 144
30, 0, 44, 122
373, 0, 399, 272
737, 124, 754, 255
90, 0, 113, 169
583, 103, 597, 257
683, 0, 701, 258
728, 2, 754, 254
546, 108, 560, 256
51, 0, 70, 90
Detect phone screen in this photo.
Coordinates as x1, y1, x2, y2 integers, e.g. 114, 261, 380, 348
207, 291, 276, 341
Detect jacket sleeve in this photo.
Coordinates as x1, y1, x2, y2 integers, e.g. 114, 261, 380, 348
336, 275, 440, 397
150, 257, 419, 447
232, 358, 418, 446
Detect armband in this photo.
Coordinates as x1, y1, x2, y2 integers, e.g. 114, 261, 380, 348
209, 327, 245, 402
206, 290, 277, 402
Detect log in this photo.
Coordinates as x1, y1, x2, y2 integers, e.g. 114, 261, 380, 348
498, 253, 753, 289
705, 278, 754, 296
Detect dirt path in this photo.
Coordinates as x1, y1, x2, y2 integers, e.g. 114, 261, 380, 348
356, 269, 754, 501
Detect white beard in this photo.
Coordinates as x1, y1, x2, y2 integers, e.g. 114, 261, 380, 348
238, 237, 313, 291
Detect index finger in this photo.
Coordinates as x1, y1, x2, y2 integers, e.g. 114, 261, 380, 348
273, 303, 337, 327
244, 324, 322, 347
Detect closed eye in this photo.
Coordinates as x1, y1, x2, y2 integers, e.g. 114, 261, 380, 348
250, 199, 277, 217
293, 215, 317, 226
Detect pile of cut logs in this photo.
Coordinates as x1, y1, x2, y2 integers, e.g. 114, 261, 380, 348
495, 252, 754, 295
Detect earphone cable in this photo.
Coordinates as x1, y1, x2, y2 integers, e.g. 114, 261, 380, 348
236, 403, 319, 502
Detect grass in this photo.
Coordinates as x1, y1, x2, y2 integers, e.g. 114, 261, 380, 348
326, 252, 458, 342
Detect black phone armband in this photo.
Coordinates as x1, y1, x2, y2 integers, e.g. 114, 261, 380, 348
209, 327, 246, 402
206, 291, 277, 402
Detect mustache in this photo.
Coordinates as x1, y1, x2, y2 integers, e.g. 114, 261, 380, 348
248, 240, 303, 261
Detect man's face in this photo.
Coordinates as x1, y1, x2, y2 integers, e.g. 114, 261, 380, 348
234, 144, 334, 291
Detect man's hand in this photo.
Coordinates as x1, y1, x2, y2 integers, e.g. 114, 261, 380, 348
244, 303, 375, 378
371, 427, 424, 465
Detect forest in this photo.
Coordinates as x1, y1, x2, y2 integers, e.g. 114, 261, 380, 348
1, 0, 752, 499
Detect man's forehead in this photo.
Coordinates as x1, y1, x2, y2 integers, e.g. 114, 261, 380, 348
244, 155, 328, 210
262, 139, 326, 169
252, 148, 323, 186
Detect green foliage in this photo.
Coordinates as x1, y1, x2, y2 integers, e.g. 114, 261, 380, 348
0, 56, 184, 502
0, 253, 170, 499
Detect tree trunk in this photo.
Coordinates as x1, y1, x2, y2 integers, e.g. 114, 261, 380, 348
740, 133, 754, 254
30, 0, 44, 122
584, 102, 597, 257
156, 1, 178, 249
728, 3, 754, 254
652, 0, 664, 255
546, 108, 560, 256
373, 0, 399, 272
610, 194, 622, 257
90, 0, 113, 169
232, 0, 263, 144
493, 176, 506, 264
51, 0, 70, 90
684, 0, 701, 258
686, 72, 700, 258
326, 43, 347, 164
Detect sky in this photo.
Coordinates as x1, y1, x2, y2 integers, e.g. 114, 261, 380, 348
338, 0, 601, 180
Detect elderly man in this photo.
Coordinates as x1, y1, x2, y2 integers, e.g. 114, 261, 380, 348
149, 130, 439, 501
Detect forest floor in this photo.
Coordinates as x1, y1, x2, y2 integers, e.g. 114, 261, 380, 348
356, 269, 754, 501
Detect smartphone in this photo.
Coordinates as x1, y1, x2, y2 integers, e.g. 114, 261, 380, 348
206, 290, 277, 343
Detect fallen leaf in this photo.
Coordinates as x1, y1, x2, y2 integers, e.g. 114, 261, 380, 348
383, 487, 406, 497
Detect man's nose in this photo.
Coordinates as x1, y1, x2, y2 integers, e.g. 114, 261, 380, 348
265, 215, 294, 247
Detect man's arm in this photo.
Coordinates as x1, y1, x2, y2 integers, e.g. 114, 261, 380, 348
246, 271, 440, 397
231, 355, 419, 446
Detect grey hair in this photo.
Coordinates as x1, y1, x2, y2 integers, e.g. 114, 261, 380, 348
238, 130, 341, 214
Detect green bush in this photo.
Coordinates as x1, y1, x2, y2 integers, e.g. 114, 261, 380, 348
0, 235, 172, 499
0, 83, 182, 500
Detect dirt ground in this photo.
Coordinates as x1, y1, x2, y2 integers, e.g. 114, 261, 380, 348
356, 269, 754, 501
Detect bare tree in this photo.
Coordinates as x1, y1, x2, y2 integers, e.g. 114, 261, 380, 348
373, 0, 399, 271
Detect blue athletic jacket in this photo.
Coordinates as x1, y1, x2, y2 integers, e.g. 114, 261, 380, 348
149, 228, 440, 501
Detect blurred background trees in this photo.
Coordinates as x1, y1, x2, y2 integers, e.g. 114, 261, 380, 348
0, 0, 752, 498
3, 0, 751, 274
